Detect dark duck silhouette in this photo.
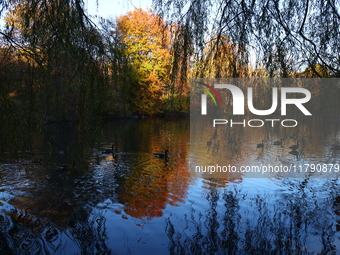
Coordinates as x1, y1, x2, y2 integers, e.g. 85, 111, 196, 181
101, 144, 116, 154
56, 161, 76, 171
154, 150, 169, 158
257, 140, 264, 148
289, 150, 300, 159
289, 140, 300, 151
289, 150, 299, 156
273, 139, 283, 145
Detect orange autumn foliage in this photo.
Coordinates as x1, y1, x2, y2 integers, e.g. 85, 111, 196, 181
116, 8, 172, 115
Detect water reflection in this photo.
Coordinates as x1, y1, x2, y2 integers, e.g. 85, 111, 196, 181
190, 111, 340, 178
1, 116, 340, 253
0, 117, 192, 254
166, 178, 340, 254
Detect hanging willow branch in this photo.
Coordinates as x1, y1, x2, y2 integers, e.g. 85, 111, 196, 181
153, 0, 340, 77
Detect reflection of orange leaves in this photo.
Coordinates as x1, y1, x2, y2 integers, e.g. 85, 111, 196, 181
119, 166, 188, 219
8, 195, 75, 229
120, 173, 168, 219
124, 202, 165, 219
116, 119, 190, 219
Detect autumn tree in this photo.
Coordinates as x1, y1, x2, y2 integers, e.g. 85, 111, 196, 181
303, 64, 330, 78
194, 35, 249, 78
116, 8, 172, 115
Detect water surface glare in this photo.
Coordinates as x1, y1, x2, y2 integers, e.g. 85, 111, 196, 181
1, 118, 340, 254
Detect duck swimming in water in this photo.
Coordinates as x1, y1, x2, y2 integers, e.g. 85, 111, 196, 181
289, 140, 300, 151
154, 150, 169, 158
257, 140, 264, 148
101, 144, 116, 154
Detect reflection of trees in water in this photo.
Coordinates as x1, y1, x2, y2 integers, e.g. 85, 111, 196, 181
0, 205, 109, 254
0, 161, 115, 254
0, 117, 191, 253
116, 156, 190, 219
166, 179, 339, 254
165, 188, 241, 254
68, 207, 109, 254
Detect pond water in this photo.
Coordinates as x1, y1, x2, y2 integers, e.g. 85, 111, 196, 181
1, 116, 340, 254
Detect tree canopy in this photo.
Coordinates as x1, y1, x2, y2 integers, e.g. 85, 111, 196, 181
0, 0, 339, 123
153, 0, 340, 77
116, 8, 172, 115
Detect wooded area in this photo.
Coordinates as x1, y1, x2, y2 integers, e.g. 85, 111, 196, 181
0, 0, 339, 123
